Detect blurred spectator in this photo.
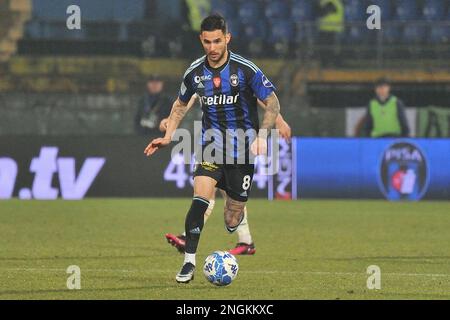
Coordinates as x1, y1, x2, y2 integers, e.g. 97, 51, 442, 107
364, 78, 410, 138
134, 75, 172, 136
316, 0, 344, 65
185, 0, 211, 32
317, 0, 344, 44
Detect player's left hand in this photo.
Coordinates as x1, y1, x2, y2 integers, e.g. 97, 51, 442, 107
276, 119, 292, 142
250, 137, 268, 156
144, 137, 171, 156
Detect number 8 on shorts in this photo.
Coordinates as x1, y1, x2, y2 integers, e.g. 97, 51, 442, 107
242, 175, 251, 191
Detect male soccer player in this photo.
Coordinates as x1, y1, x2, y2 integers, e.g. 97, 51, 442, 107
144, 14, 281, 283
161, 95, 292, 255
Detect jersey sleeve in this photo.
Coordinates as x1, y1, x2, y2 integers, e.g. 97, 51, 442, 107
178, 72, 196, 103
249, 69, 276, 101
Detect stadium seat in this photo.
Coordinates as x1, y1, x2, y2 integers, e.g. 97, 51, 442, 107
428, 25, 450, 43
211, 0, 236, 19
382, 25, 402, 44
84, 21, 120, 41
395, 0, 419, 21
344, 25, 367, 43
268, 20, 294, 44
25, 19, 84, 40
241, 21, 268, 40
293, 22, 314, 44
402, 24, 426, 44
25, 20, 42, 39
422, 0, 446, 21
291, 0, 315, 21
76, 0, 114, 21
111, 0, 144, 22
227, 19, 242, 37
369, 0, 393, 20
32, 0, 143, 22
264, 1, 289, 20
31, 0, 66, 20
238, 1, 263, 24
344, 0, 365, 21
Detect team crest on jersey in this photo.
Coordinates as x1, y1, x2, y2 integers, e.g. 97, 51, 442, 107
213, 77, 221, 88
262, 75, 273, 88
230, 74, 239, 87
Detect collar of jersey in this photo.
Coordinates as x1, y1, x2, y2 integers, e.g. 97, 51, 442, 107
204, 50, 231, 73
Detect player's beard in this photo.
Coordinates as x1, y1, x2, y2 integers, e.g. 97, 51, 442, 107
209, 49, 226, 63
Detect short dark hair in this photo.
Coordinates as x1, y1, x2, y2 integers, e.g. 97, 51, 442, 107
375, 77, 391, 87
147, 74, 162, 82
200, 14, 227, 34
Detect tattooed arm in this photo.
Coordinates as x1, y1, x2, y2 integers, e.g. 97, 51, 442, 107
251, 92, 280, 155
259, 92, 281, 136
159, 94, 198, 133
163, 98, 191, 139
257, 98, 291, 141
144, 97, 190, 156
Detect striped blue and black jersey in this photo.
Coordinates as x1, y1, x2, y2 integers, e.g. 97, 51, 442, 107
178, 51, 276, 163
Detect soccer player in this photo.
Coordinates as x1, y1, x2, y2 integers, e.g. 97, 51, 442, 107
144, 14, 281, 283
161, 95, 292, 255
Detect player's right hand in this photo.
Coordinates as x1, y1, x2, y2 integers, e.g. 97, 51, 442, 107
159, 118, 169, 132
144, 137, 171, 156
276, 119, 292, 143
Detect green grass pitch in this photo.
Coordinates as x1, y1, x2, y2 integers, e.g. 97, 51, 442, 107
1, 199, 449, 299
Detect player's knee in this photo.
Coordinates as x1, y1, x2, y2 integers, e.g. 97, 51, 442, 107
204, 199, 215, 219
218, 189, 228, 200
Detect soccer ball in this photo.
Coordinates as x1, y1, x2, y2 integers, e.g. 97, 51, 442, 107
203, 251, 239, 286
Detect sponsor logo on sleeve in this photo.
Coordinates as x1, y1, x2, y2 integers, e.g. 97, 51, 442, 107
262, 75, 273, 88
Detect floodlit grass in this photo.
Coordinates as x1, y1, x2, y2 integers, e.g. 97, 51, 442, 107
1, 199, 449, 299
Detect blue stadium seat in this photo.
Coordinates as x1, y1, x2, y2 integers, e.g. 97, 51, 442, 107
238, 1, 263, 23
293, 22, 314, 44
211, 0, 236, 20
32, 0, 139, 21
111, 0, 144, 22
428, 25, 450, 43
268, 20, 294, 43
291, 0, 315, 21
75, 0, 114, 21
32, 0, 74, 20
402, 24, 426, 43
369, 0, 393, 20
26, 19, 84, 40
395, 0, 419, 21
422, 0, 446, 21
344, 0, 365, 21
264, 1, 289, 20
241, 21, 268, 40
343, 25, 367, 43
227, 19, 242, 37
382, 25, 402, 43
25, 20, 43, 39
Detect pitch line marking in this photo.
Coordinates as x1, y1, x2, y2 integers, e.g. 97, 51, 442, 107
1, 268, 450, 278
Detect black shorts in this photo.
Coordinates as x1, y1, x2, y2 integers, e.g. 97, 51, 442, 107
193, 162, 255, 202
